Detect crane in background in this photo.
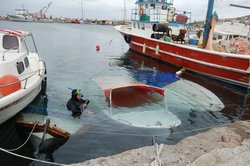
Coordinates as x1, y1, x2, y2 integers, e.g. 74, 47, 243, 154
34, 2, 52, 19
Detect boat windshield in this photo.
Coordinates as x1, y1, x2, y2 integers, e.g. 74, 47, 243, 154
137, 0, 174, 4
3, 35, 19, 50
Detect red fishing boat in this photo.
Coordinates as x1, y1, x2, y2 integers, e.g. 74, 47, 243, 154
115, 0, 250, 88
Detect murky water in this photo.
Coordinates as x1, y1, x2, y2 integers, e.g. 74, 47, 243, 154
0, 21, 249, 165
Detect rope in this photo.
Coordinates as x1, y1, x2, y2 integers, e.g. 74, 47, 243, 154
6, 121, 39, 152
0, 121, 67, 165
150, 143, 164, 166
0, 148, 67, 166
84, 123, 230, 138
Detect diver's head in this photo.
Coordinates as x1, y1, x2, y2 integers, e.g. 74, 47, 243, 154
71, 89, 83, 100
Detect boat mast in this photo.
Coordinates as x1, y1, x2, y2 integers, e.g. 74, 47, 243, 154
81, 0, 84, 21
202, 0, 214, 48
123, 0, 127, 24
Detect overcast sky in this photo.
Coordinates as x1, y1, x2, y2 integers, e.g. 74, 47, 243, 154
0, 0, 249, 21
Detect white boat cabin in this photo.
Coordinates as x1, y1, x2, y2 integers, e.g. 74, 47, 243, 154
0, 30, 41, 97
130, 0, 191, 40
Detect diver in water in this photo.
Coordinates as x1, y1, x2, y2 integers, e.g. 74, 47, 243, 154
67, 89, 90, 118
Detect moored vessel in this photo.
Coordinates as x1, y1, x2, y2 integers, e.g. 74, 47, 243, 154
115, 0, 250, 88
0, 29, 46, 125
7, 9, 33, 22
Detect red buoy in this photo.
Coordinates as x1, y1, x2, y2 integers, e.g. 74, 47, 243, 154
96, 44, 100, 51
0, 75, 21, 96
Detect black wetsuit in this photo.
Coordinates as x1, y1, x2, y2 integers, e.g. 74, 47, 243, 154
67, 95, 89, 118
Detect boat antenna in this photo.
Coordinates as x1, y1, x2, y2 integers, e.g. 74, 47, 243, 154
123, 0, 127, 24
81, 0, 85, 22
229, 4, 250, 10
202, 0, 215, 48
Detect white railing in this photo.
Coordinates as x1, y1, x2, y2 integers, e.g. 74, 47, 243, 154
131, 7, 191, 24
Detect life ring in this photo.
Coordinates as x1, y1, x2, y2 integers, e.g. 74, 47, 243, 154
124, 35, 131, 43
139, 6, 144, 16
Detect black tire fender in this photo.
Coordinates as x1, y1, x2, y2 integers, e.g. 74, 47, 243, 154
124, 35, 131, 43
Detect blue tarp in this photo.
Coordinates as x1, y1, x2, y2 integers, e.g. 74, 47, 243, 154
130, 69, 179, 87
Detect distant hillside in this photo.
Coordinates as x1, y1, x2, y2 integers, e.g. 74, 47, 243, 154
190, 15, 250, 28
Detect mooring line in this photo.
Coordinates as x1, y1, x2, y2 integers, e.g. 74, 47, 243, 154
83, 122, 230, 137
0, 147, 67, 166
6, 121, 38, 152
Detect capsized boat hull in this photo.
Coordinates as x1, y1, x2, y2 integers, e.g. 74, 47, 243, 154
115, 25, 250, 88
102, 108, 181, 129
95, 76, 181, 128
95, 76, 165, 107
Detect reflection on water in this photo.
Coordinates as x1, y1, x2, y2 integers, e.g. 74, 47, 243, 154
121, 50, 250, 122
1, 21, 250, 165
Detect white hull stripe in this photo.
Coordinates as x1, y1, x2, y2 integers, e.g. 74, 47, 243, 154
189, 68, 249, 87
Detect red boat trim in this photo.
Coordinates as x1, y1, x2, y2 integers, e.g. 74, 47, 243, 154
0, 29, 22, 36
131, 41, 250, 74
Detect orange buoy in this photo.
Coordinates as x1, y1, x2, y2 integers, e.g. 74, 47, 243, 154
96, 44, 100, 51
0, 75, 21, 96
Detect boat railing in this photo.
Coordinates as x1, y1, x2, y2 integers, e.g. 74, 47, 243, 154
131, 7, 191, 24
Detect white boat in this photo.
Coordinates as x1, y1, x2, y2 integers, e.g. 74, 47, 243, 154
7, 9, 33, 22
214, 22, 250, 41
0, 29, 46, 125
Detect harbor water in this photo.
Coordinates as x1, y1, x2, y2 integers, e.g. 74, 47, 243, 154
0, 21, 250, 165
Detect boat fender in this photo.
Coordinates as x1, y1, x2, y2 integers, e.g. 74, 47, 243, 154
139, 6, 144, 16
0, 75, 21, 96
124, 35, 131, 43
152, 24, 168, 32
96, 44, 101, 51
151, 34, 164, 39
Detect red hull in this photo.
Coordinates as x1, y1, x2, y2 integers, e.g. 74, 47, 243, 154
126, 34, 250, 88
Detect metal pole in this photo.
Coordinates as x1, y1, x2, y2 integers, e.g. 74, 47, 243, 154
202, 0, 215, 48
109, 88, 112, 107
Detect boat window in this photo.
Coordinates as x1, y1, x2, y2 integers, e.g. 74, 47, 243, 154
162, 5, 168, 10
16, 61, 25, 74
150, 4, 155, 9
218, 35, 222, 40
24, 57, 29, 68
137, 23, 140, 29
3, 35, 19, 50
